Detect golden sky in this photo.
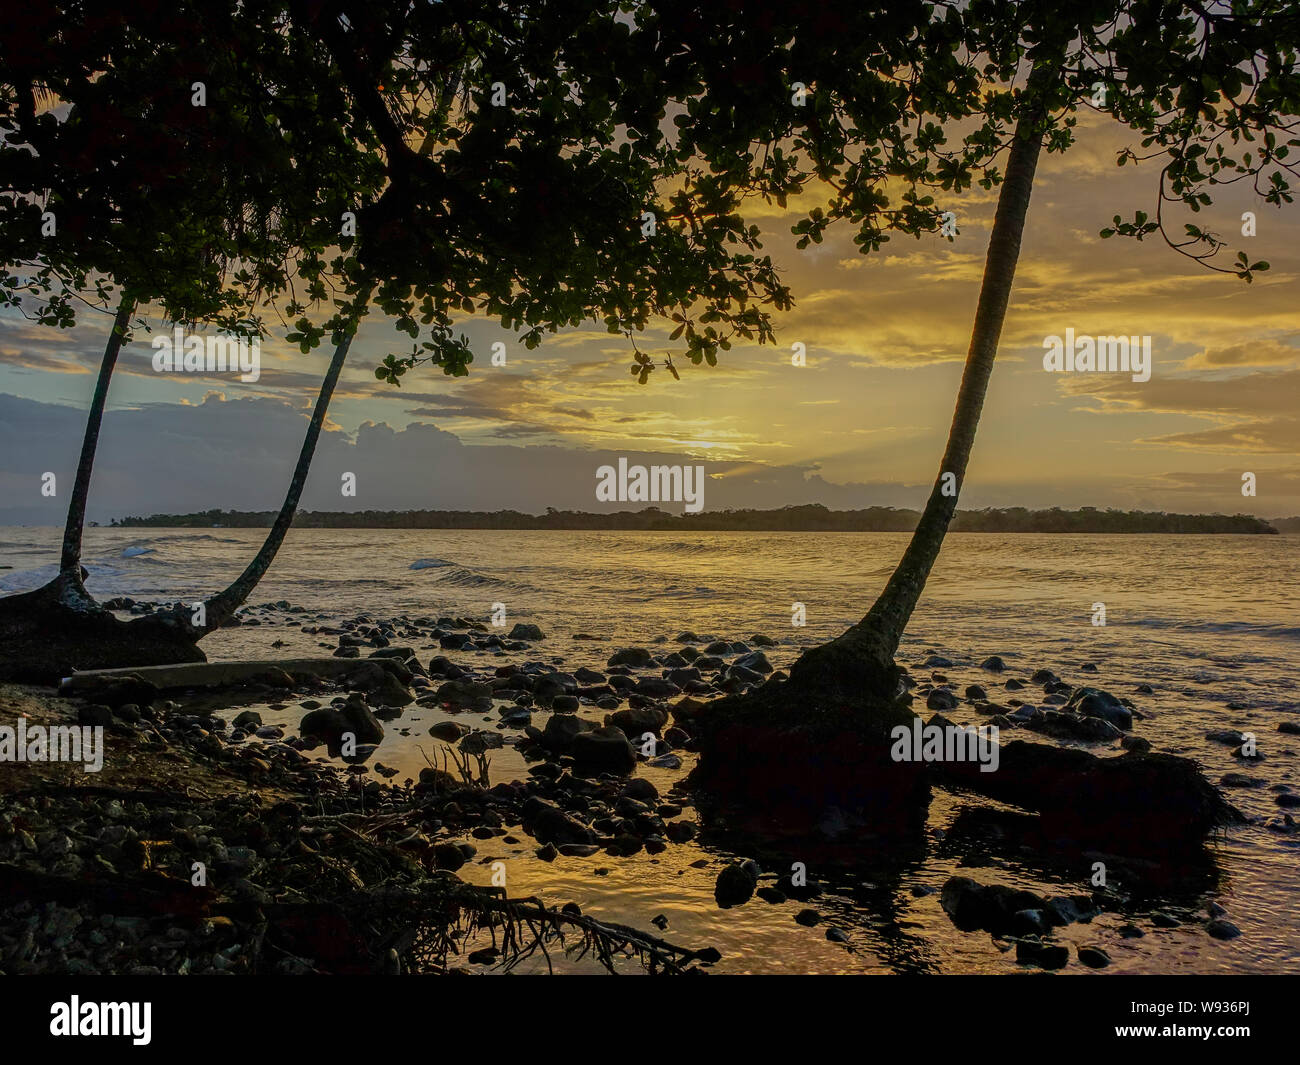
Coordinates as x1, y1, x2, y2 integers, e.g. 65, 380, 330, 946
1, 112, 1297, 519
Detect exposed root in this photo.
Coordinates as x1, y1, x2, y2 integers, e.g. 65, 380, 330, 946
0, 577, 204, 683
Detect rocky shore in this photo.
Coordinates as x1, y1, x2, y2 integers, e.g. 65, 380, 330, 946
2, 599, 1295, 974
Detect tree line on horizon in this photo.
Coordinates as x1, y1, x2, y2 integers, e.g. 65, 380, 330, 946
110, 504, 1280, 534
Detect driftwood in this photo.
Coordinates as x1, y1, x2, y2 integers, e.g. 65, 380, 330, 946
59, 657, 406, 694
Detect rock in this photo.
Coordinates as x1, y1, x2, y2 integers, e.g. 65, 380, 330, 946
571, 726, 636, 774
574, 667, 606, 684
1276, 721, 1300, 736
794, 908, 821, 927
1012, 909, 1049, 935
980, 655, 1006, 671
1205, 728, 1247, 746
341, 693, 385, 745
369, 671, 414, 707
940, 876, 1047, 934
432, 842, 467, 871
299, 707, 348, 744
435, 679, 494, 711
551, 694, 580, 713
926, 688, 959, 711
608, 647, 654, 668
428, 720, 464, 742
622, 778, 659, 803
1024, 709, 1122, 743
1015, 939, 1069, 969
1121, 735, 1152, 753
1005, 677, 1025, 690
499, 704, 531, 725
523, 798, 597, 848
417, 767, 458, 790
734, 651, 773, 674
634, 676, 680, 698
607, 705, 669, 737
541, 713, 591, 751
1066, 687, 1133, 730
77, 704, 115, 727
749, 634, 776, 647
95, 677, 159, 709
1044, 895, 1097, 926
507, 623, 545, 641
232, 710, 262, 729
714, 863, 758, 908
460, 730, 504, 756
534, 671, 578, 703
965, 684, 987, 701
1206, 918, 1241, 940
923, 655, 955, 668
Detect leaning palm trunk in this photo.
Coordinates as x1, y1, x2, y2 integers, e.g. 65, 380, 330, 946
684, 81, 1050, 832
786, 92, 1045, 695
195, 289, 375, 635
59, 294, 136, 587
0, 292, 138, 677
0, 293, 207, 680
0, 292, 372, 680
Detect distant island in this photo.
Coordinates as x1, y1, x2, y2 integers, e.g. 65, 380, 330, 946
112, 505, 1281, 534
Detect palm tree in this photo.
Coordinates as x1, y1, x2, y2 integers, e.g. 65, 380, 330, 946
787, 78, 1049, 701
200, 288, 373, 633
51, 294, 135, 610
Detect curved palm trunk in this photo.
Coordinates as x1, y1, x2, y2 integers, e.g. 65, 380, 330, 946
197, 292, 373, 633
793, 100, 1045, 686
54, 293, 135, 608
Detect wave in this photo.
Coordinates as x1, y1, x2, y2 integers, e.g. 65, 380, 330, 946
437, 568, 505, 588
121, 533, 244, 546
156, 533, 243, 544
1126, 617, 1300, 641
122, 545, 155, 557
640, 541, 720, 555
409, 557, 505, 588
0, 559, 128, 594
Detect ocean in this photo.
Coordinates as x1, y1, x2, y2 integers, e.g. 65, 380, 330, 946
2, 526, 1297, 973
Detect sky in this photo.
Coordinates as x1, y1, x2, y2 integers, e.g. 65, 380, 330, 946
1, 111, 1297, 525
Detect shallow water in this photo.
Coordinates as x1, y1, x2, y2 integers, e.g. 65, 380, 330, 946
2, 527, 1298, 973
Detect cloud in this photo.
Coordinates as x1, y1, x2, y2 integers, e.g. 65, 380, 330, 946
1184, 338, 1300, 369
